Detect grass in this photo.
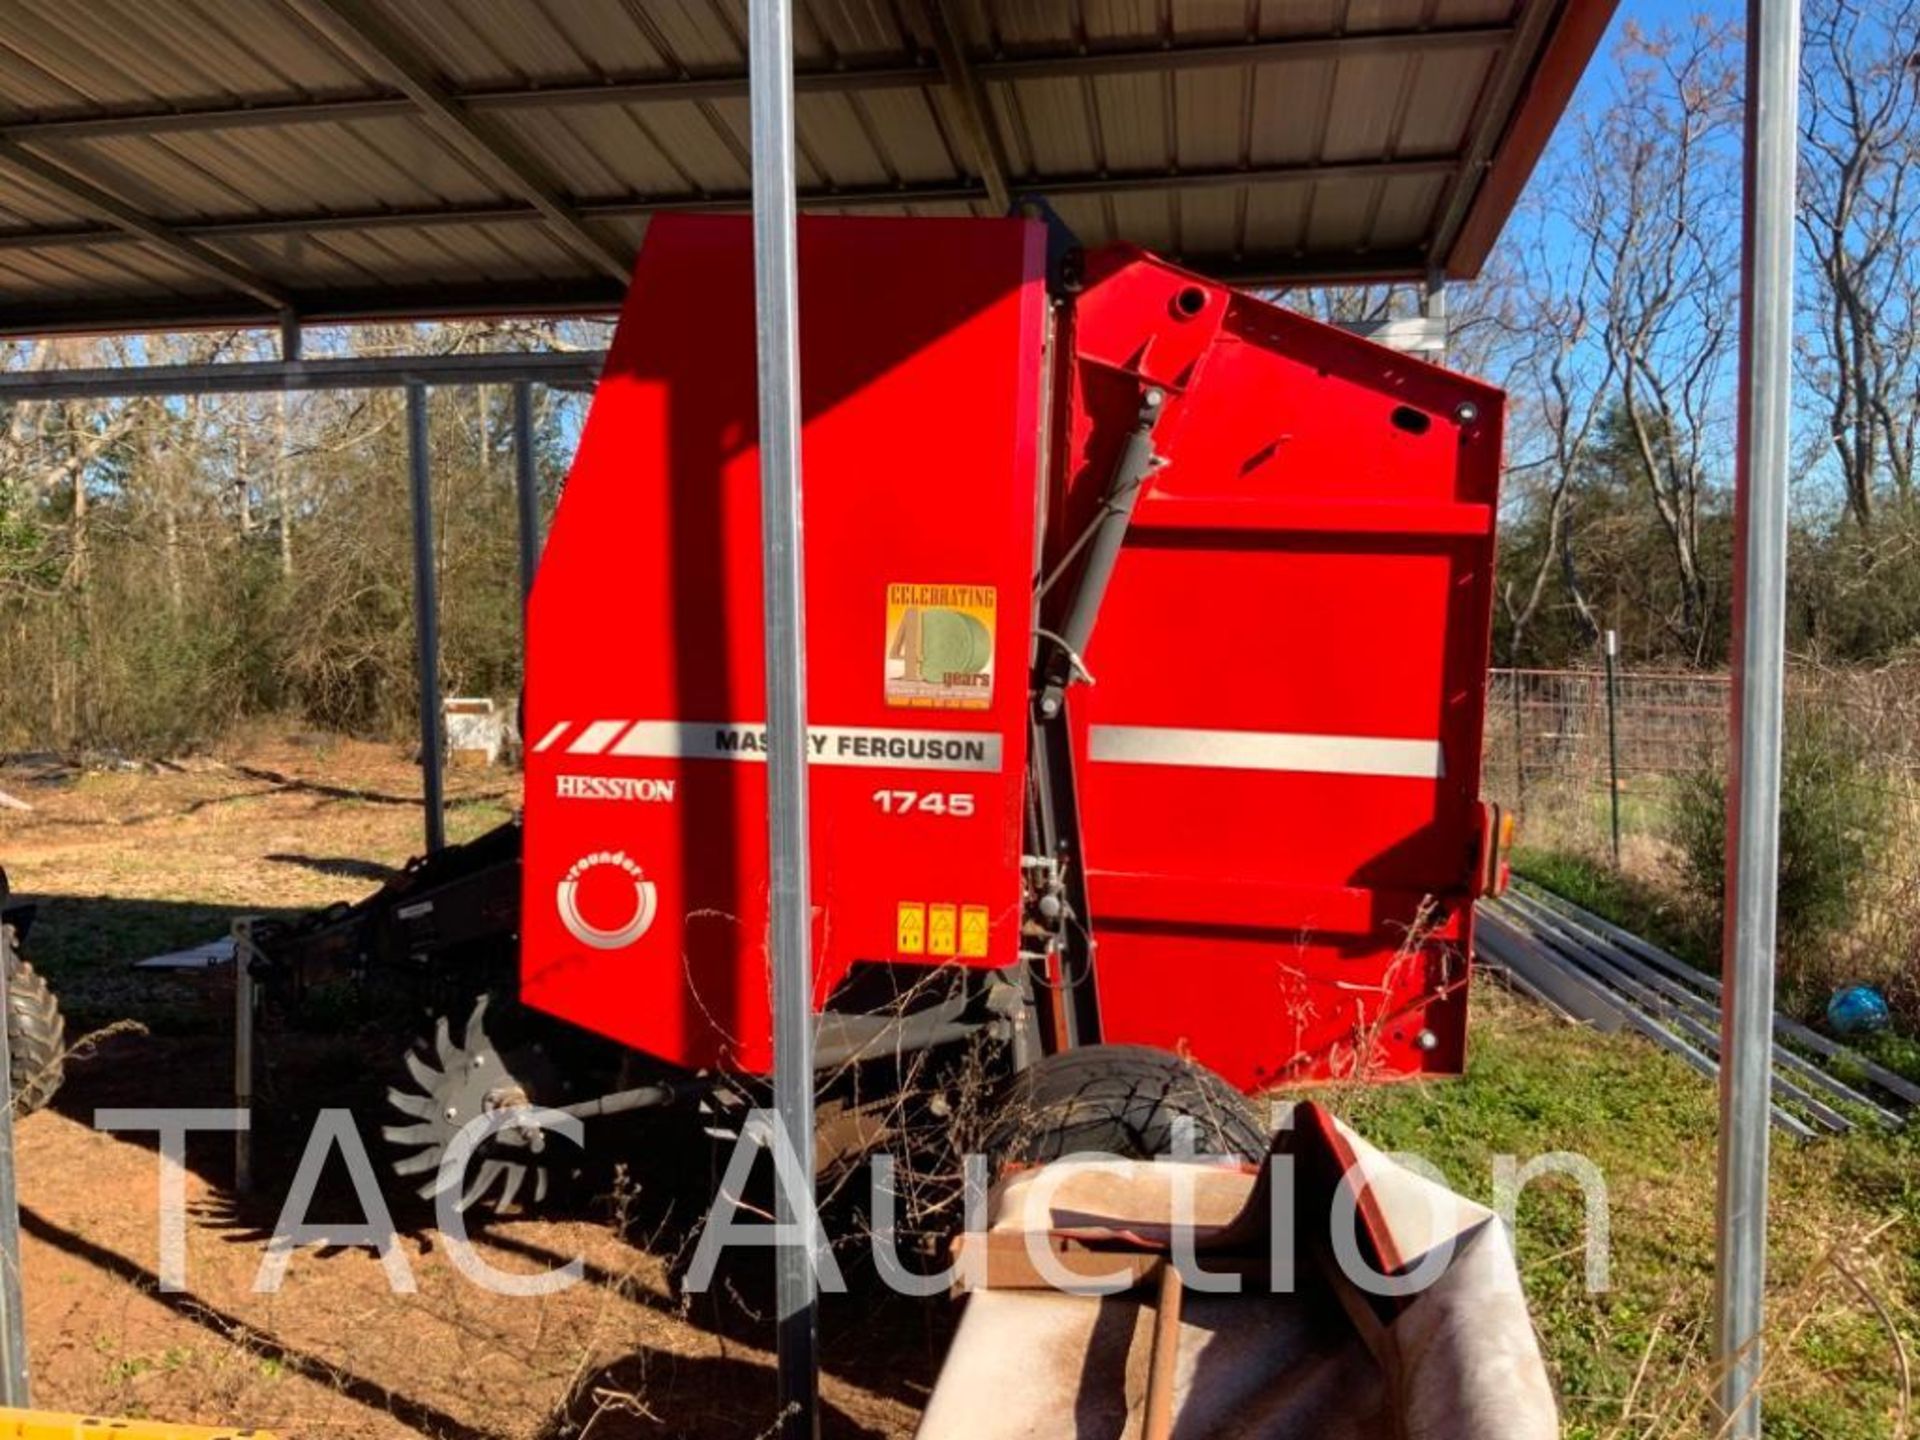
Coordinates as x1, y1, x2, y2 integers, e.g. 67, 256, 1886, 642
1487, 834, 1920, 1434
1329, 986, 1920, 1438
1514, 842, 1715, 971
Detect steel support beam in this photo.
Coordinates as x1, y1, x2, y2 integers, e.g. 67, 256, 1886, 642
0, 240, 1435, 339
748, 3, 819, 1435
0, 157, 1455, 254
514, 380, 542, 610
917, 0, 1013, 213
285, 0, 631, 283
1715, 0, 1800, 1431
0, 139, 290, 310
232, 920, 258, 1196
0, 284, 623, 337
1424, 0, 1559, 269
0, 934, 28, 1407
0, 240, 1434, 339
405, 383, 447, 855
0, 351, 603, 401
0, 25, 1512, 145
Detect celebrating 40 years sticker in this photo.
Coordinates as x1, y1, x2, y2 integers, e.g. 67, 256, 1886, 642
884, 582, 996, 711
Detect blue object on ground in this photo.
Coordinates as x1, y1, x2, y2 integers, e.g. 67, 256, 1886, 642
1827, 984, 1891, 1036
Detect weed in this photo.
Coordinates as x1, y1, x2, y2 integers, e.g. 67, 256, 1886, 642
1671, 707, 1891, 972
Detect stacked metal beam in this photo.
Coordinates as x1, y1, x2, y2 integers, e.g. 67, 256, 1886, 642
1477, 884, 1916, 1139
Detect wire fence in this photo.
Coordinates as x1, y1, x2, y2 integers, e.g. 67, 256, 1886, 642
1485, 663, 1920, 812
1483, 662, 1920, 1003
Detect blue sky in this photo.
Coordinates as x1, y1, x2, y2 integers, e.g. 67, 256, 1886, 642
1572, 0, 1742, 109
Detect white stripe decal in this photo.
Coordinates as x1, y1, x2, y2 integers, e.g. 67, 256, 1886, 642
566, 719, 632, 755
531, 722, 571, 753
1089, 724, 1443, 779
609, 720, 1001, 773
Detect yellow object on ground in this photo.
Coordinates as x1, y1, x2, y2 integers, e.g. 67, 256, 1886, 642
0, 1411, 271, 1439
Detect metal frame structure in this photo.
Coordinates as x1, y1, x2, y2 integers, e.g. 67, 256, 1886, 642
0, 932, 26, 1407
746, 6, 818, 1431
0, 25, 1512, 146
0, 0, 1800, 1433
0, 350, 582, 855
0, 351, 600, 401
1717, 0, 1799, 1433
0, 2, 1616, 337
404, 382, 447, 854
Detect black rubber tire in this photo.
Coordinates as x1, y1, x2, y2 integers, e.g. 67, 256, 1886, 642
985, 1043, 1268, 1166
5, 945, 64, 1114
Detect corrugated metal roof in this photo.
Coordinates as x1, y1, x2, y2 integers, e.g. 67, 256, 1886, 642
0, 0, 1616, 335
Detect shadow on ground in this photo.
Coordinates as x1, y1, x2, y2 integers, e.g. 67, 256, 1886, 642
264, 852, 401, 882
18, 1203, 500, 1440
17, 895, 306, 1040
31, 927, 958, 1438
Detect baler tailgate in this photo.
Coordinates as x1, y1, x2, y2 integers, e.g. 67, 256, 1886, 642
1051, 250, 1504, 1088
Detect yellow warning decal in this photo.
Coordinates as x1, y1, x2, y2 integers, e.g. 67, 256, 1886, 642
896, 903, 926, 955
885, 582, 996, 710
960, 904, 990, 958
928, 903, 958, 956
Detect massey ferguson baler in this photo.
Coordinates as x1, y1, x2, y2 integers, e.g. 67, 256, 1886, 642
521, 211, 1504, 1100
252, 213, 1507, 1211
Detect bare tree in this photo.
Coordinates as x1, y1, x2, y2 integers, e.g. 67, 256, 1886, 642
1492, 202, 1616, 661
1797, 0, 1920, 533
1583, 22, 1742, 660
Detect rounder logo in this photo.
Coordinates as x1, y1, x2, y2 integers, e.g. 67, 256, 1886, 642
556, 851, 658, 950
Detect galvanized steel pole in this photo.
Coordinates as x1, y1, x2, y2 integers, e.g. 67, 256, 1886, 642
0, 931, 28, 1406
748, 3, 819, 1436
406, 383, 447, 853
1716, 0, 1799, 1431
513, 380, 541, 610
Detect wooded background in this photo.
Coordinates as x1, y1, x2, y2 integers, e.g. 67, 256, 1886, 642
0, 322, 592, 753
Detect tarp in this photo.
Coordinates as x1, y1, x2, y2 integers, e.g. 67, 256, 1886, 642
918, 1104, 1557, 1439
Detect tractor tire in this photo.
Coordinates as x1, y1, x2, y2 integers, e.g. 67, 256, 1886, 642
6, 952, 65, 1114
985, 1043, 1269, 1167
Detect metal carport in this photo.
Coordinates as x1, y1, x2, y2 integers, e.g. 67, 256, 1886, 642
0, 4, 1793, 1439
0, 0, 1610, 333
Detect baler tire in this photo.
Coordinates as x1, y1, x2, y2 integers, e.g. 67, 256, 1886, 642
986, 1044, 1268, 1166
5, 952, 66, 1115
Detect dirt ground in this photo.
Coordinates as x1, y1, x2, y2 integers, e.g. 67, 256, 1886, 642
1, 733, 948, 1438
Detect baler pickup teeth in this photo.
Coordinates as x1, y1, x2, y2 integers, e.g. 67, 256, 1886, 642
492, 1161, 526, 1212
385, 1087, 434, 1120
433, 1014, 458, 1070
459, 1159, 508, 1212
390, 1146, 442, 1177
